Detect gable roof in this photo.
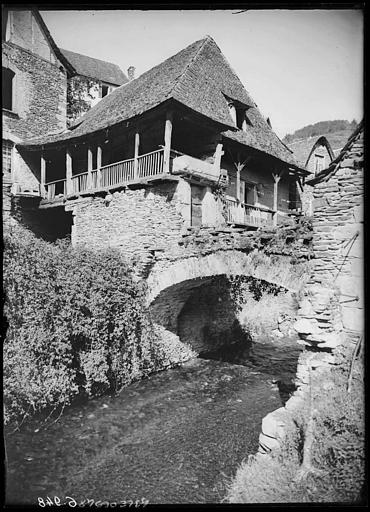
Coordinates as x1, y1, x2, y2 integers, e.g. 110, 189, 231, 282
307, 120, 363, 185
288, 129, 353, 167
304, 136, 335, 166
60, 48, 128, 86
18, 35, 303, 169
19, 9, 74, 74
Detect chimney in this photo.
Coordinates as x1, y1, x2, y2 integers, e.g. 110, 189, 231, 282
266, 117, 272, 128
127, 66, 135, 81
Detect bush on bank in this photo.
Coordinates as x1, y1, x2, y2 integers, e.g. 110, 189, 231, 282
3, 222, 192, 426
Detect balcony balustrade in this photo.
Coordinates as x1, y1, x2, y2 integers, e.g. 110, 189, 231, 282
223, 197, 274, 227
45, 149, 166, 201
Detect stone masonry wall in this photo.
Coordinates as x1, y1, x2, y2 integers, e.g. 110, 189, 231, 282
258, 127, 364, 457
294, 127, 364, 350
68, 181, 189, 269
3, 42, 67, 193
3, 42, 67, 141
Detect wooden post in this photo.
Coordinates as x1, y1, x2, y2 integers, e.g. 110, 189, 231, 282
87, 147, 93, 189
236, 166, 241, 201
40, 153, 46, 198
272, 172, 282, 226
213, 143, 224, 173
97, 145, 102, 187
133, 131, 140, 179
163, 110, 173, 174
66, 148, 72, 195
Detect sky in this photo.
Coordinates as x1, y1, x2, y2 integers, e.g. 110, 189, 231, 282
41, 8, 363, 138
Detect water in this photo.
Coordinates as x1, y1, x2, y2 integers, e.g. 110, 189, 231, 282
5, 337, 301, 505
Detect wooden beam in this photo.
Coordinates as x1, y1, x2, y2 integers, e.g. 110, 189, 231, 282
96, 145, 102, 187
134, 131, 140, 179
40, 153, 46, 198
163, 110, 173, 174
87, 147, 93, 188
66, 149, 72, 195
272, 172, 281, 226
213, 143, 224, 172
236, 166, 241, 201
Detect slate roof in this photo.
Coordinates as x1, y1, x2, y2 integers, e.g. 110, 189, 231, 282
18, 36, 303, 169
60, 48, 128, 86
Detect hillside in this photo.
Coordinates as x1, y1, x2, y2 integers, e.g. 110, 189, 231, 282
283, 120, 357, 144
283, 120, 357, 167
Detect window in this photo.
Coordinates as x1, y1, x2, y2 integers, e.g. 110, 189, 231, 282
101, 84, 109, 98
2, 67, 15, 110
2, 140, 13, 182
314, 154, 325, 173
225, 95, 252, 130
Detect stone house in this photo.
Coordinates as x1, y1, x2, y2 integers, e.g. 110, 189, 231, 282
60, 48, 128, 125
295, 120, 364, 349
12, 35, 309, 249
2, 7, 68, 195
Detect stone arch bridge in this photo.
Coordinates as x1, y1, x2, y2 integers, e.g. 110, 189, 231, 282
143, 226, 312, 354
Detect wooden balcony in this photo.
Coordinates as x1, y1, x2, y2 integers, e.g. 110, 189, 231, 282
223, 197, 275, 227
45, 149, 166, 201
223, 197, 302, 228
43, 147, 224, 202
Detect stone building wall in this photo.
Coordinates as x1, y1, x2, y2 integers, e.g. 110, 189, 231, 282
294, 125, 364, 349
258, 125, 364, 456
3, 11, 67, 194
68, 181, 191, 266
3, 43, 67, 141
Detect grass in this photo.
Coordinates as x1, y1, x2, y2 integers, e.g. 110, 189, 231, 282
225, 341, 365, 504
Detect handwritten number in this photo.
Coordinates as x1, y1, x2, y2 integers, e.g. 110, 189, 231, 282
65, 496, 77, 507
38, 498, 46, 507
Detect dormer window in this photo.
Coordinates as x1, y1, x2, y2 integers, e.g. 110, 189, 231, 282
228, 101, 237, 125
225, 95, 252, 131
101, 84, 109, 98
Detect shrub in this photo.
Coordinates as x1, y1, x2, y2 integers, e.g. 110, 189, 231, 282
3, 222, 174, 426
226, 341, 365, 504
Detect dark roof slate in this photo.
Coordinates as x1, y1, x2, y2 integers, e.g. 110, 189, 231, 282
19, 36, 303, 168
60, 48, 128, 86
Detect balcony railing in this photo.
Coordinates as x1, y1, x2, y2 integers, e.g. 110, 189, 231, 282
223, 197, 274, 227
45, 178, 66, 201
44, 149, 165, 200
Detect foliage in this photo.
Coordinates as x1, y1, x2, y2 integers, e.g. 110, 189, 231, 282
226, 341, 365, 504
3, 222, 182, 426
67, 76, 98, 127
282, 119, 357, 144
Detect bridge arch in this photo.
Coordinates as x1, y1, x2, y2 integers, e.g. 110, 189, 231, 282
147, 249, 301, 304
147, 250, 302, 354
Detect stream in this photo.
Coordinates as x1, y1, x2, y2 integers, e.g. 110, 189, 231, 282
5, 336, 302, 505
